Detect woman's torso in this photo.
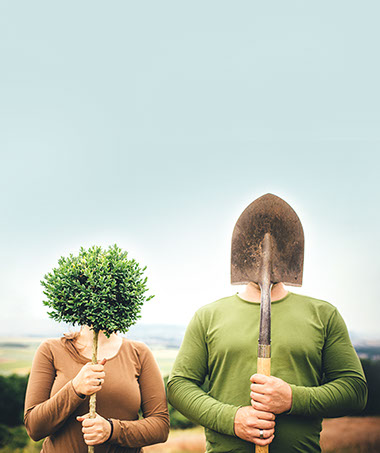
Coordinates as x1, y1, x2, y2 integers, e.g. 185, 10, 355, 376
41, 337, 145, 453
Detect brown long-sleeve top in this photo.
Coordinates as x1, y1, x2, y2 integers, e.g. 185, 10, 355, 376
24, 337, 169, 453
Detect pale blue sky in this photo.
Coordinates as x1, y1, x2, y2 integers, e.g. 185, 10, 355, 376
1, 1, 379, 336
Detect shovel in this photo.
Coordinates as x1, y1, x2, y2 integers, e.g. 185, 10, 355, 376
231, 193, 304, 453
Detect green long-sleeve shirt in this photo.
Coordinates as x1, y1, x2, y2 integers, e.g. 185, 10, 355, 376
167, 292, 367, 453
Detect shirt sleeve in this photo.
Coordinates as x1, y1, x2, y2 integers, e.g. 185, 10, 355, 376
109, 345, 169, 447
24, 340, 86, 441
288, 308, 368, 417
167, 312, 239, 436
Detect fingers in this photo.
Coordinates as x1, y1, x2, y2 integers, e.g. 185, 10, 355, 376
250, 374, 269, 384
250, 391, 266, 403
83, 363, 106, 393
254, 410, 276, 421
83, 436, 98, 445
89, 370, 105, 380
77, 413, 110, 446
91, 374, 105, 386
82, 426, 100, 446
83, 433, 97, 441
78, 414, 98, 444
88, 374, 105, 388
90, 384, 103, 394
76, 414, 94, 424
256, 428, 275, 439
254, 434, 275, 447
251, 399, 268, 412
250, 383, 266, 394
250, 408, 276, 428
73, 363, 105, 397
90, 368, 105, 376
90, 364, 105, 372
254, 419, 276, 429
234, 406, 276, 445
76, 414, 90, 422
82, 419, 96, 428
82, 363, 105, 379
91, 377, 104, 385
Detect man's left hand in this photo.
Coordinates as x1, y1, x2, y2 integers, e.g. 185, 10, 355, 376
250, 374, 292, 414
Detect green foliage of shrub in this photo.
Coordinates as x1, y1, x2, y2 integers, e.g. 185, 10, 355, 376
41, 245, 153, 336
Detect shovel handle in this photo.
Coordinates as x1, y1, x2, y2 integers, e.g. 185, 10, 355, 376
257, 356, 271, 376
255, 355, 271, 453
256, 234, 272, 453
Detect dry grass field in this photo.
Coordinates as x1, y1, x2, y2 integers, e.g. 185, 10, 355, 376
145, 417, 380, 453
145, 427, 205, 453
1, 416, 378, 453
320, 417, 380, 453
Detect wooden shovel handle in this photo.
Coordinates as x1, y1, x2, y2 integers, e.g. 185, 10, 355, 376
257, 357, 271, 376
255, 356, 271, 453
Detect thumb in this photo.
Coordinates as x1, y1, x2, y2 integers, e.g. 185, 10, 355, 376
98, 358, 107, 366
76, 413, 90, 422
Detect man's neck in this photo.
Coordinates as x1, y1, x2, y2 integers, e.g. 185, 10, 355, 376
238, 282, 288, 302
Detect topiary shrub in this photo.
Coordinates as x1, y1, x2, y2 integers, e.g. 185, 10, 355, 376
41, 244, 153, 452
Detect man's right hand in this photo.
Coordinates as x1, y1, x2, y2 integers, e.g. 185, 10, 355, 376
234, 406, 275, 446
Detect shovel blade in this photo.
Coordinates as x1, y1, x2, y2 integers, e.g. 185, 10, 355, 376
231, 194, 304, 286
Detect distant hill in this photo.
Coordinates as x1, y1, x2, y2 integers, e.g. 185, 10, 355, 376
354, 345, 380, 361
1, 320, 379, 353
126, 324, 186, 348
1, 320, 187, 349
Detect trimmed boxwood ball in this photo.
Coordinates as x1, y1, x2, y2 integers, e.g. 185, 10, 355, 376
41, 244, 154, 336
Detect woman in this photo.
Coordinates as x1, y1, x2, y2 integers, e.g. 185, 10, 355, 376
24, 326, 169, 452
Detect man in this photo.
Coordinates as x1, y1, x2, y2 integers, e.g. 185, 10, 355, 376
167, 197, 367, 453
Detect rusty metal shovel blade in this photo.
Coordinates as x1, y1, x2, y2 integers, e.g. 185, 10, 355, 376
231, 193, 304, 287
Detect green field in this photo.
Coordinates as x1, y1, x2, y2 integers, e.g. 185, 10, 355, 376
0, 339, 41, 375
0, 337, 178, 377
